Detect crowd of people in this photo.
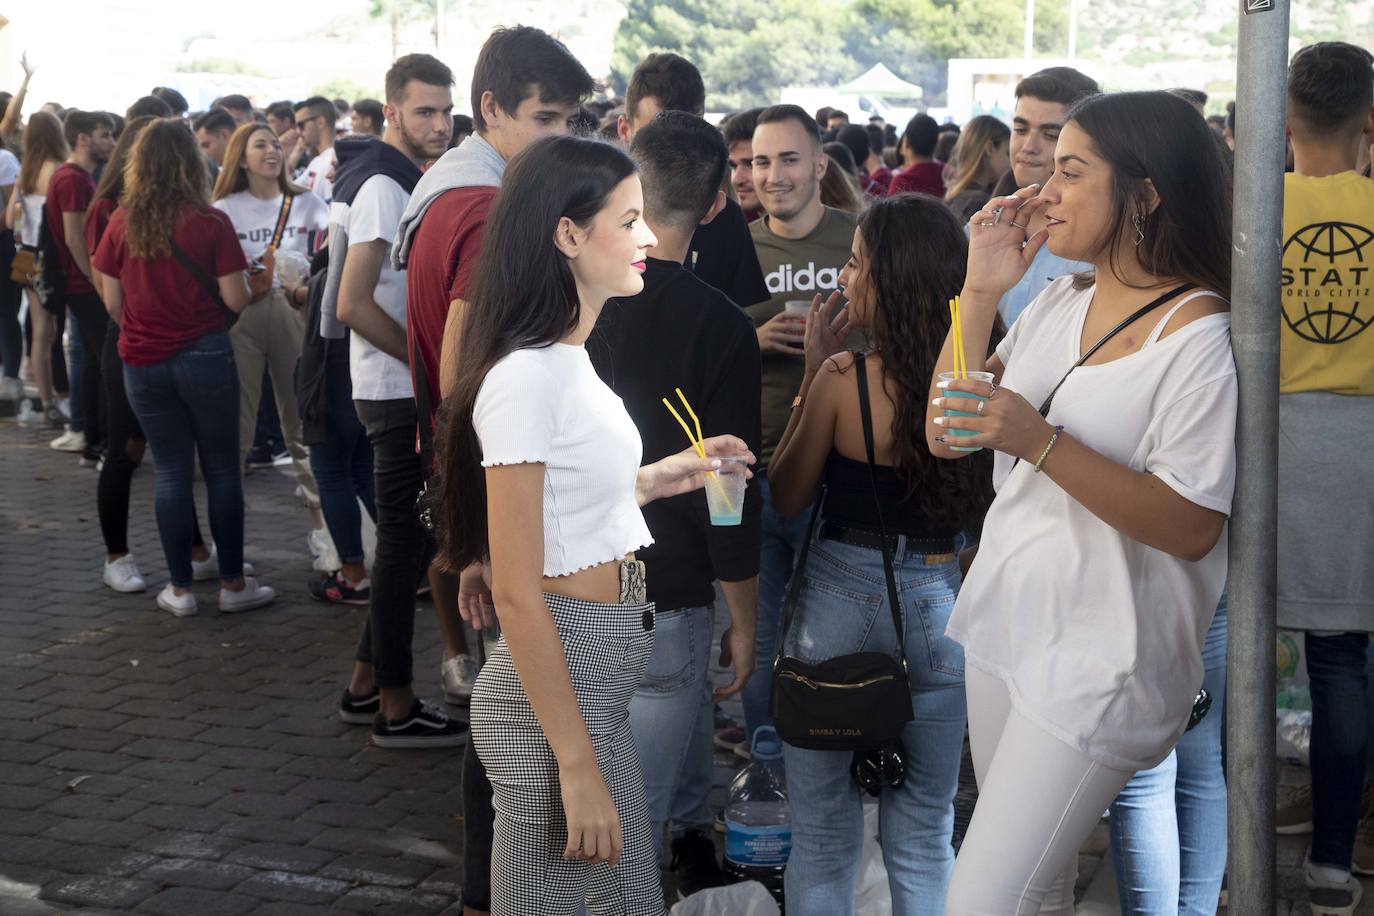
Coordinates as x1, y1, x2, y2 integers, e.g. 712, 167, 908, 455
1, 28, 1371, 916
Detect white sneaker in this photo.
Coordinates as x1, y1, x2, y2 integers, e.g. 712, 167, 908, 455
191, 545, 254, 581
49, 429, 86, 452
1306, 858, 1364, 916
0, 376, 23, 400
441, 654, 480, 706
156, 584, 198, 617
308, 527, 341, 573
103, 555, 147, 593
14, 399, 45, 425
219, 576, 275, 613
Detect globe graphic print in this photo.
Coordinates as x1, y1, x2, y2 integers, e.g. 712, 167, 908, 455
1282, 221, 1374, 345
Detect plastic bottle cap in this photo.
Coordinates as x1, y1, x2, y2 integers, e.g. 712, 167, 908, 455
750, 725, 783, 759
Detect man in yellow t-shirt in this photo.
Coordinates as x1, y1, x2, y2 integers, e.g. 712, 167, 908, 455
1278, 40, 1374, 912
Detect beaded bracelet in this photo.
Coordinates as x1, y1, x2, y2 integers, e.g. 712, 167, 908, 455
1033, 425, 1065, 473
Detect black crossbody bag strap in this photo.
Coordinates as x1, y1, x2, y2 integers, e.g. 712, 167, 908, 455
413, 334, 436, 479
1035, 282, 1196, 419
169, 240, 237, 328
854, 352, 906, 656
1010, 282, 1195, 470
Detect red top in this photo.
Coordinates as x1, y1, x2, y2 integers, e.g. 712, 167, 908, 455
404, 184, 499, 419
863, 166, 892, 197
888, 161, 946, 199
93, 206, 248, 367
44, 162, 97, 296
84, 197, 117, 257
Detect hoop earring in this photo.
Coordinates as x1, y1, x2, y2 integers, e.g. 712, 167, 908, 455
1132, 213, 1146, 247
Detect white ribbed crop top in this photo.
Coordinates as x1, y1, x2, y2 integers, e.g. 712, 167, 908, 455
474, 343, 654, 578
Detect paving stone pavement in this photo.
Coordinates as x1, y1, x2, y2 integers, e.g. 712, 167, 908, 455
1, 419, 469, 915
2, 411, 1323, 915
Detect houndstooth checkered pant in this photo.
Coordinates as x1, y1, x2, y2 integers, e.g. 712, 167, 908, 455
471, 593, 668, 916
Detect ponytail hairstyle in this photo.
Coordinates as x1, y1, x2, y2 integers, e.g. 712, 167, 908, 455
1065, 91, 1232, 297
432, 135, 636, 571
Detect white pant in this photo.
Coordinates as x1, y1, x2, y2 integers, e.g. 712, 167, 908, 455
946, 666, 1134, 915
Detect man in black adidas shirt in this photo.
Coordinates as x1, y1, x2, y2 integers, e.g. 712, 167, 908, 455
588, 111, 762, 897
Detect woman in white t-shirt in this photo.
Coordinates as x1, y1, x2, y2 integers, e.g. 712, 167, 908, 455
926, 91, 1237, 915
432, 135, 752, 916
6, 110, 68, 423
212, 123, 332, 560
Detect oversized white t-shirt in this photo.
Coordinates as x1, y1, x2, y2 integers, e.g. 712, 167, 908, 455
474, 344, 653, 577
948, 278, 1237, 771
213, 190, 329, 286
334, 173, 411, 401
301, 148, 335, 204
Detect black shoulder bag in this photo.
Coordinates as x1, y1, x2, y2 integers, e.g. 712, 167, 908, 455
170, 240, 240, 329
770, 351, 914, 751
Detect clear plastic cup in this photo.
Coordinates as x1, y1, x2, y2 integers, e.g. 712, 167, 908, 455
939, 370, 995, 453
783, 300, 811, 317
706, 455, 749, 526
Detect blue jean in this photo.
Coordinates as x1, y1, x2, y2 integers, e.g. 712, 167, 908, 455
308, 356, 374, 565
742, 474, 812, 743
628, 604, 715, 865
124, 333, 245, 587
780, 534, 967, 916
1307, 629, 1372, 871
1109, 598, 1229, 915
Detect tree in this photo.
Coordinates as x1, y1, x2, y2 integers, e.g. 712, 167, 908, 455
369, 0, 444, 59
611, 0, 1070, 110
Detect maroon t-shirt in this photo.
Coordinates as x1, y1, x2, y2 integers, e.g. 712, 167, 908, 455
93, 206, 248, 367
888, 161, 946, 198
404, 184, 498, 421
44, 162, 97, 296
84, 197, 117, 258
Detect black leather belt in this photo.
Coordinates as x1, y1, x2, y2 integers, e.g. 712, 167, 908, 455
819, 521, 956, 559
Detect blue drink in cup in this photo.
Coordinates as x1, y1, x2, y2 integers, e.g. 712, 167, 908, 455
706, 456, 749, 526
939, 370, 995, 453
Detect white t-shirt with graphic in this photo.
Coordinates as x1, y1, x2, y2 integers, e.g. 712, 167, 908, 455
301, 148, 336, 204
213, 190, 329, 286
333, 173, 412, 402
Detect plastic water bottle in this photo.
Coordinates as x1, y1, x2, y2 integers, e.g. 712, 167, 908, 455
724, 726, 791, 906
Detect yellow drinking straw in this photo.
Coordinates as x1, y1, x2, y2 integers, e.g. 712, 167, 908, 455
948, 297, 967, 379
661, 390, 737, 515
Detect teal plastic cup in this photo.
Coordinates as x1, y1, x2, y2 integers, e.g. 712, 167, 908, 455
706, 456, 749, 526
939, 370, 995, 453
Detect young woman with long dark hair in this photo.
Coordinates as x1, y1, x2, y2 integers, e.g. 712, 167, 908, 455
767, 194, 997, 914
927, 91, 1236, 914
93, 119, 275, 617
433, 134, 752, 916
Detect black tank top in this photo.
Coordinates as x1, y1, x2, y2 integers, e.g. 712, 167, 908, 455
821, 450, 958, 540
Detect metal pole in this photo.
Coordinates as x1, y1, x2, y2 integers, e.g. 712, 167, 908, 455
1023, 0, 1035, 60
1227, 0, 1289, 911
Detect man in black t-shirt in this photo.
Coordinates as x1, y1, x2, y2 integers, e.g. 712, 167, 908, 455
588, 111, 762, 897
617, 52, 769, 308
